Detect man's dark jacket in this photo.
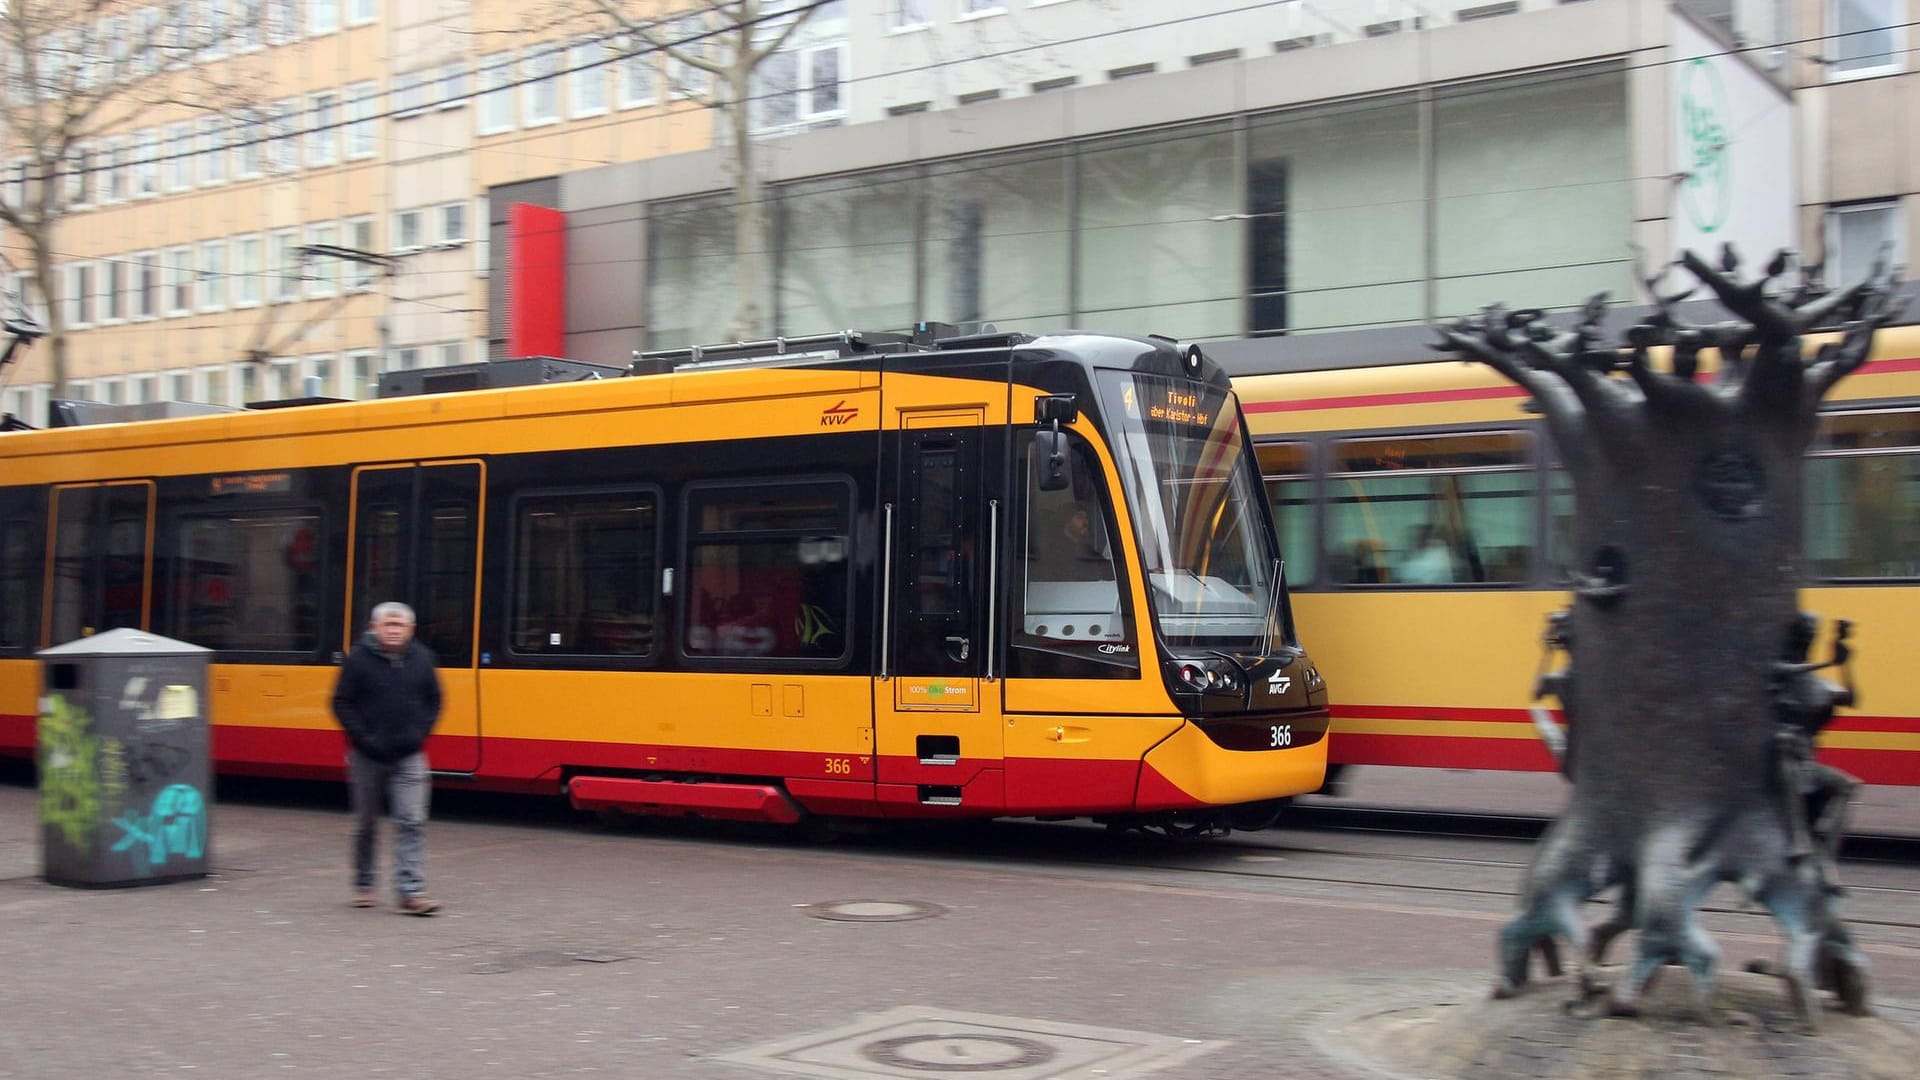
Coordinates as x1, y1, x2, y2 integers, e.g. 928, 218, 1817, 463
331, 635, 443, 763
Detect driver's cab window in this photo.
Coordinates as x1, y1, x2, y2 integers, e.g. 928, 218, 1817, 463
1012, 430, 1137, 677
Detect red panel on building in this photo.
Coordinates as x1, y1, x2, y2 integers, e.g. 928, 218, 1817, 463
507, 203, 567, 358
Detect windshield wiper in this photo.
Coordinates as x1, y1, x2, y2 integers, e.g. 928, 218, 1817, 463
1259, 556, 1283, 663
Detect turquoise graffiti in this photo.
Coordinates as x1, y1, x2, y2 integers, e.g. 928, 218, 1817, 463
111, 784, 207, 868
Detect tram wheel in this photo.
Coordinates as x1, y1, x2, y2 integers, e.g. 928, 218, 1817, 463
1153, 814, 1227, 842
1225, 798, 1291, 832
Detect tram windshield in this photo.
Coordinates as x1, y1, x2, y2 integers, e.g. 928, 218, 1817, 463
1099, 370, 1281, 651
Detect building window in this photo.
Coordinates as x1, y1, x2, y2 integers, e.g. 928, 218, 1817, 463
397, 209, 423, 249
348, 350, 378, 398
307, 354, 335, 397
1827, 200, 1903, 287
166, 121, 194, 191
511, 491, 659, 658
441, 202, 467, 243
134, 252, 159, 319
478, 51, 513, 133
1431, 66, 1630, 321
1327, 432, 1536, 587
438, 60, 468, 107
198, 241, 228, 311
571, 40, 609, 118
666, 15, 710, 97
202, 366, 230, 406
102, 259, 126, 323
271, 230, 300, 302
394, 69, 428, 117
307, 92, 338, 165
890, 1, 930, 31
199, 117, 227, 185
234, 235, 265, 307
68, 263, 93, 327
348, 0, 376, 27
439, 341, 463, 368
524, 46, 561, 125
1830, 0, 1903, 80
234, 114, 263, 177
310, 0, 340, 36
346, 217, 376, 289
960, 1, 1005, 17
133, 129, 159, 195
1077, 124, 1238, 339
270, 98, 299, 172
618, 37, 655, 108
165, 246, 193, 315
346, 81, 379, 158
307, 224, 337, 297
682, 480, 853, 663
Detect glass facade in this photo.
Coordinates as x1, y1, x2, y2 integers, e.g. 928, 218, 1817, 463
645, 63, 1631, 348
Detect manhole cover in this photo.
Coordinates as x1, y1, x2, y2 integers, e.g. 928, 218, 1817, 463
717, 1005, 1218, 1080
861, 1033, 1057, 1072
805, 899, 947, 923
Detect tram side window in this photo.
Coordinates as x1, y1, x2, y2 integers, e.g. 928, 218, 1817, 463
418, 500, 477, 665
0, 516, 40, 650
511, 492, 658, 657
1806, 410, 1920, 580
1012, 431, 1137, 676
173, 510, 324, 652
1256, 442, 1318, 587
1547, 468, 1575, 581
683, 480, 852, 663
1328, 432, 1533, 586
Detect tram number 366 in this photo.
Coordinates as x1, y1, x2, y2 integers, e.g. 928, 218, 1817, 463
1269, 725, 1293, 748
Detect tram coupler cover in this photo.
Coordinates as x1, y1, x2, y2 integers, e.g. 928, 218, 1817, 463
36, 630, 212, 888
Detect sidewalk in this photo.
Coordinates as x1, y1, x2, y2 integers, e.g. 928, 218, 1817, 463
1, 775, 1915, 1080
1299, 765, 1920, 837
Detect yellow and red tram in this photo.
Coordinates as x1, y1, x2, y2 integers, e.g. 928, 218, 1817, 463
0, 329, 1328, 828
1235, 323, 1920, 787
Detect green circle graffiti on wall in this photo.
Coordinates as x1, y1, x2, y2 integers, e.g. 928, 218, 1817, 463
1679, 57, 1732, 234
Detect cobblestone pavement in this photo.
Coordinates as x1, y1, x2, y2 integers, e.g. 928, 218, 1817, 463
1, 776, 1916, 1080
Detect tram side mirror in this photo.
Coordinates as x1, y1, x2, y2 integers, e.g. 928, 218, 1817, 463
1033, 429, 1070, 491
1033, 395, 1078, 492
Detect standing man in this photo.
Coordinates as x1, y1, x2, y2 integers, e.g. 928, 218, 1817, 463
331, 601, 443, 915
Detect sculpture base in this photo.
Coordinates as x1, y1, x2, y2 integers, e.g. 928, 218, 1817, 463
1316, 968, 1920, 1080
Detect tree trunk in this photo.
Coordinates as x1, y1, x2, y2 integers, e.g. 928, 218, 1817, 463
1439, 252, 1899, 1032
29, 228, 67, 404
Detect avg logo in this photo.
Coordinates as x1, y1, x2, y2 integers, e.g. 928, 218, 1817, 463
820, 400, 859, 426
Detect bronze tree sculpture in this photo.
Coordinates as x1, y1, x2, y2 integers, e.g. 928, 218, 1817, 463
1434, 247, 1902, 1031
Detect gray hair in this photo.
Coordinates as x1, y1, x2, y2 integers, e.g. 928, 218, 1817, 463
369, 601, 416, 625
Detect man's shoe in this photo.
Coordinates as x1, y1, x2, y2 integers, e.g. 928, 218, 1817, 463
352, 889, 376, 908
395, 896, 442, 916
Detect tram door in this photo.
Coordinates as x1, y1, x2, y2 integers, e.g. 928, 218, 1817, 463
874, 409, 1004, 811
346, 461, 483, 773
43, 481, 155, 644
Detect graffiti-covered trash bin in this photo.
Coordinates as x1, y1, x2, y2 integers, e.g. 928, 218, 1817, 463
36, 629, 212, 888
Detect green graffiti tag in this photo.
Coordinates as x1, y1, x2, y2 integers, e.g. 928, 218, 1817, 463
38, 695, 101, 853
795, 604, 837, 647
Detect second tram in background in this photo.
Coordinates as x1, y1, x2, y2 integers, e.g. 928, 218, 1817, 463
0, 327, 1326, 832
1235, 322, 1920, 788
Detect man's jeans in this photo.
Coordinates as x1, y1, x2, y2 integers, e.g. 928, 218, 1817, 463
348, 749, 430, 900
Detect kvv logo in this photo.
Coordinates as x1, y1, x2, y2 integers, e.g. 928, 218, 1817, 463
1678, 58, 1732, 235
